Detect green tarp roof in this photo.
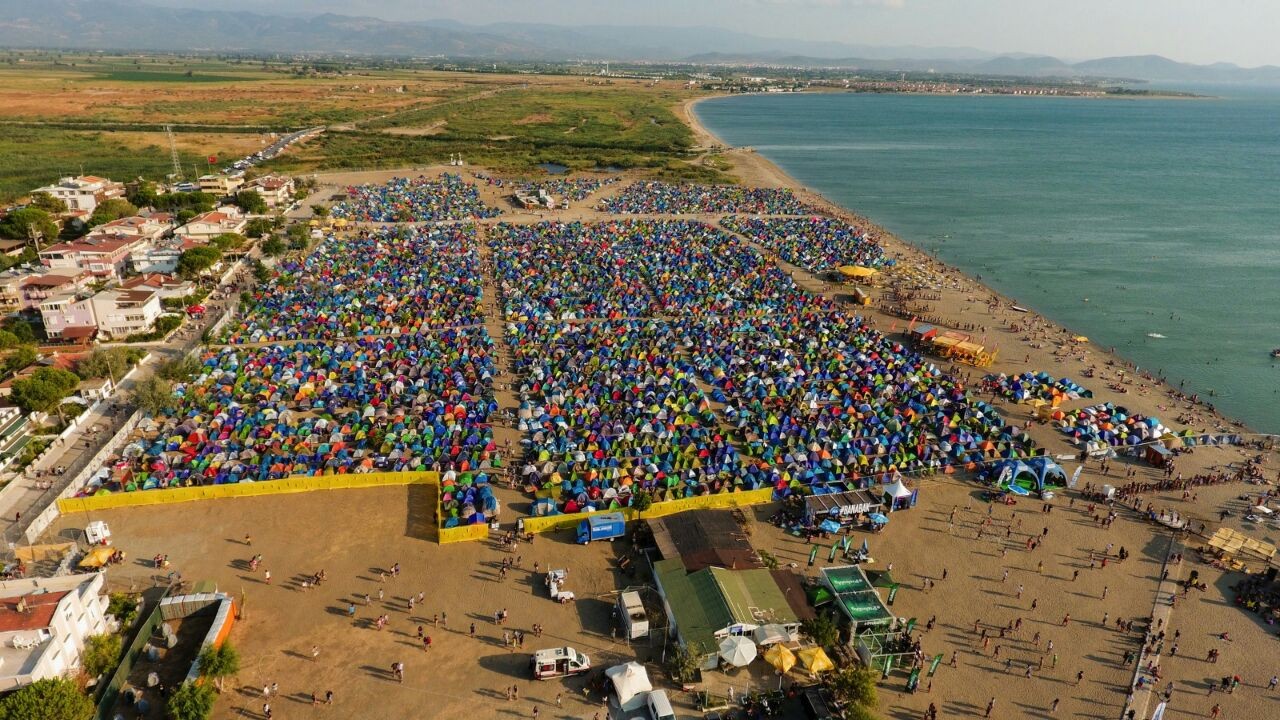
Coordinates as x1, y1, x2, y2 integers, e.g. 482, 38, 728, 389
655, 558, 799, 653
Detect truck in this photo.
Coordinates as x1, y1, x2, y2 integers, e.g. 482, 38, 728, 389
530, 647, 591, 680
576, 512, 626, 544
617, 591, 649, 640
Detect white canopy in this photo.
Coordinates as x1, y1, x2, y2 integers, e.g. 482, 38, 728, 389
882, 478, 912, 499
752, 624, 790, 646
605, 662, 652, 710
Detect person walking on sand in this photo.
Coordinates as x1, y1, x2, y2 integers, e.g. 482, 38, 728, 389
1210, 703, 1221, 718
1050, 698, 1059, 714
264, 570, 271, 584
985, 697, 995, 718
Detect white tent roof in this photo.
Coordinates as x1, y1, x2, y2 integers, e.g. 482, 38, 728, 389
882, 478, 912, 499
605, 662, 652, 709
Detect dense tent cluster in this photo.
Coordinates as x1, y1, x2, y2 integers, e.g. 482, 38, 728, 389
489, 222, 658, 321
981, 371, 1093, 403
599, 181, 816, 215
224, 226, 484, 344
80, 329, 499, 493
330, 174, 501, 222
721, 216, 893, 272
496, 220, 1024, 513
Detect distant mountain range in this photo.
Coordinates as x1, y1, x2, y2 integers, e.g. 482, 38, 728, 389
4, 0, 1280, 85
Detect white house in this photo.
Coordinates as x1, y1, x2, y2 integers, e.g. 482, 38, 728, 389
174, 208, 247, 239
0, 573, 110, 689
30, 176, 125, 213
89, 288, 163, 339
243, 175, 295, 208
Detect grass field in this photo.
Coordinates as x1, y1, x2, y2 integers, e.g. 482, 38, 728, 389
0, 55, 730, 198
0, 127, 263, 202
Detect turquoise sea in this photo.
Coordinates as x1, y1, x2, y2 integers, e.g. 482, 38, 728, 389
694, 90, 1280, 433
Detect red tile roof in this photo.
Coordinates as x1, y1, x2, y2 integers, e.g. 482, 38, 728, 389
0, 590, 69, 633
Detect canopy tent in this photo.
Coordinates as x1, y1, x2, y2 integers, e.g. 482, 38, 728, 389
991, 457, 1067, 495
605, 662, 653, 709
837, 265, 878, 279
1206, 527, 1276, 560
753, 623, 791, 646
718, 635, 758, 667
797, 647, 835, 673
763, 644, 797, 674
803, 490, 881, 526
880, 477, 916, 511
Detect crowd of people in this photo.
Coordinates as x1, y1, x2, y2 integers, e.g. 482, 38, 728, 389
599, 181, 815, 215
331, 174, 501, 222
224, 226, 484, 344
720, 216, 892, 273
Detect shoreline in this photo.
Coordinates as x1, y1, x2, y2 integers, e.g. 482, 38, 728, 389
679, 94, 1259, 438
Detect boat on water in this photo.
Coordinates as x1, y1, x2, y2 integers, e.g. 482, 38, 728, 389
1271, 348, 1280, 358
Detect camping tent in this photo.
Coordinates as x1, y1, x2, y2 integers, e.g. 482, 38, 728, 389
605, 662, 653, 710
753, 624, 791, 647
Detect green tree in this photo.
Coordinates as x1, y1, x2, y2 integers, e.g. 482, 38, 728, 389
197, 642, 240, 693
244, 217, 276, 238
0, 208, 58, 243
0, 677, 93, 720
829, 665, 878, 710
3, 345, 37, 376
310, 204, 329, 218
157, 356, 201, 382
132, 376, 174, 416
209, 233, 247, 251
127, 181, 159, 209
800, 611, 841, 650
166, 682, 215, 720
176, 246, 223, 279
260, 237, 286, 256
74, 347, 139, 381
88, 198, 138, 228
11, 367, 81, 414
234, 190, 267, 214
28, 191, 67, 214
286, 223, 311, 250
81, 633, 123, 678
0, 330, 20, 349
4, 319, 34, 344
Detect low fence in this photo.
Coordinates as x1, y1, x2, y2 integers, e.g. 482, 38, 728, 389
439, 523, 490, 544
520, 487, 775, 535
58, 471, 438, 513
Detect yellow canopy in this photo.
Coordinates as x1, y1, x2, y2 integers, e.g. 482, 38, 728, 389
797, 647, 835, 673
78, 546, 114, 570
1072, 336, 1089, 343
838, 266, 879, 279
763, 644, 796, 673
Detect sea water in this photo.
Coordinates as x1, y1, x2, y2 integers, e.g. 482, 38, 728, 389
694, 90, 1280, 432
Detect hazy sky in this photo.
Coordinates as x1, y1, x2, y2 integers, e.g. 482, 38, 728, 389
153, 0, 1280, 67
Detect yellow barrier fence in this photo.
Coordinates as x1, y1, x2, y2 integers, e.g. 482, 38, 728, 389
439, 523, 491, 544
57, 471, 439, 514
519, 487, 776, 536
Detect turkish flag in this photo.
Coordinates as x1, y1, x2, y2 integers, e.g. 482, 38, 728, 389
207, 156, 217, 164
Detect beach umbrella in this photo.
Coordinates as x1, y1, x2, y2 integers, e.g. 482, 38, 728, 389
718, 635, 758, 667
763, 644, 796, 673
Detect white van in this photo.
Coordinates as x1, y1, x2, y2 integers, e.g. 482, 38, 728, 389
646, 690, 676, 720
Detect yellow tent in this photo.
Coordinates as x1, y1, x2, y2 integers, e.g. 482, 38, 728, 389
797, 647, 835, 673
837, 266, 879, 279
763, 644, 796, 674
77, 546, 114, 570
1072, 336, 1089, 343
